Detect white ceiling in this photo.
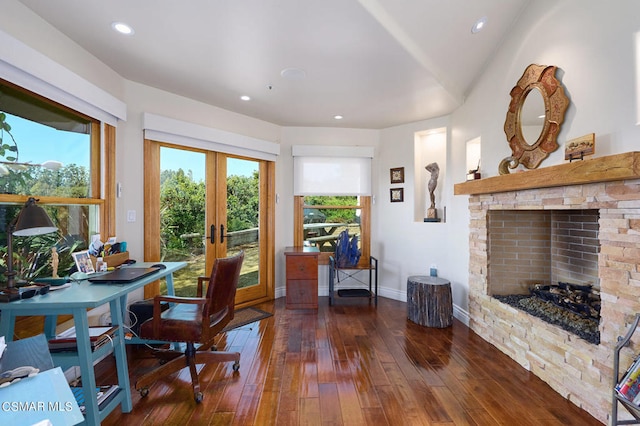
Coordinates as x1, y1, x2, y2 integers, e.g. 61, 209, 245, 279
18, 0, 529, 129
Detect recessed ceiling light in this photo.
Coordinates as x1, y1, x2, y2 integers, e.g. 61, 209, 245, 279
280, 67, 307, 80
112, 22, 134, 35
471, 17, 487, 34
334, 115, 343, 120
240, 95, 251, 101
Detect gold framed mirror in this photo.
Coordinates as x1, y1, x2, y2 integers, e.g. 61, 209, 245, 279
500, 64, 569, 174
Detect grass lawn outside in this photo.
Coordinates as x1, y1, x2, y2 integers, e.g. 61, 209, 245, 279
160, 243, 259, 297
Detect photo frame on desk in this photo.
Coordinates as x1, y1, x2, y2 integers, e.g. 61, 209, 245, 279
72, 250, 95, 274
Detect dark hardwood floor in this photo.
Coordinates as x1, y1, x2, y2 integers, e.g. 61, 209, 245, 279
98, 297, 602, 425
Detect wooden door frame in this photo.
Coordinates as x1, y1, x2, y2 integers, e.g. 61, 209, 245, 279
143, 138, 275, 304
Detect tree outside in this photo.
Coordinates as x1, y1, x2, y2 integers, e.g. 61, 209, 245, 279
159, 168, 260, 296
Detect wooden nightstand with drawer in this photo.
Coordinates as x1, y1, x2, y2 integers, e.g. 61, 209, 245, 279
284, 246, 320, 310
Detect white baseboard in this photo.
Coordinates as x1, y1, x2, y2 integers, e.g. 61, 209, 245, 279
453, 305, 470, 326
281, 282, 470, 325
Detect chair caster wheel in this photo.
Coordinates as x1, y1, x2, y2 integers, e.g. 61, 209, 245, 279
232, 361, 240, 372
139, 387, 149, 397
195, 392, 203, 403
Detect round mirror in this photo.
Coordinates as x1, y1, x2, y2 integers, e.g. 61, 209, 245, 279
501, 64, 569, 173
519, 87, 545, 146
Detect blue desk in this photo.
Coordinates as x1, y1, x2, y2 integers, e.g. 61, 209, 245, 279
0, 261, 186, 426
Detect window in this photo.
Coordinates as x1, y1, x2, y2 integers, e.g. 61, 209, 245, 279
295, 195, 371, 265
0, 79, 113, 283
0, 82, 94, 197
292, 145, 373, 265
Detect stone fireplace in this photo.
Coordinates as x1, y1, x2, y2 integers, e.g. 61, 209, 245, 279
455, 152, 640, 424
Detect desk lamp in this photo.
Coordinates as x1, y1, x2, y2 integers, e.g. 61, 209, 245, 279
4, 197, 58, 292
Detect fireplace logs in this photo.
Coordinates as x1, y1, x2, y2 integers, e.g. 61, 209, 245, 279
494, 282, 601, 344
530, 282, 600, 321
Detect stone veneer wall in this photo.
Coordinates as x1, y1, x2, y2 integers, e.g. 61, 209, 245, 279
467, 179, 640, 424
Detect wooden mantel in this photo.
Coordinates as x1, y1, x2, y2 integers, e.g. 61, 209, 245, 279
454, 152, 640, 195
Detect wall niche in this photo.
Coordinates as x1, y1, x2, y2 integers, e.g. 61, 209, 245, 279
413, 128, 446, 223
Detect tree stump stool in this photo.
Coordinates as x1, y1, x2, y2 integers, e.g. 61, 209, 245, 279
407, 276, 453, 328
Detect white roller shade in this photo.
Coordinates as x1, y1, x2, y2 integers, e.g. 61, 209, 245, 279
292, 146, 373, 196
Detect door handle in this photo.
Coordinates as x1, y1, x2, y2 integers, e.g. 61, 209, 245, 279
220, 224, 226, 244
210, 224, 215, 244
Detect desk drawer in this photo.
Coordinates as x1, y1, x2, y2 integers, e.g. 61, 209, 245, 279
286, 279, 318, 309
286, 256, 318, 280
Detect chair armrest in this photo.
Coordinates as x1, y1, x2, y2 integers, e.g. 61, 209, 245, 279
152, 295, 206, 321
154, 294, 207, 306
149, 295, 207, 336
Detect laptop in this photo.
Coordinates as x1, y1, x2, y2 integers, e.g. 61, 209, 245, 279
88, 267, 160, 284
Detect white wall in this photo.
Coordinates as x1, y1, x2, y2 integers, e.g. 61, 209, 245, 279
377, 116, 471, 322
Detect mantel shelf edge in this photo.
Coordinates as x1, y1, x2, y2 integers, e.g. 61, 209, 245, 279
454, 151, 640, 196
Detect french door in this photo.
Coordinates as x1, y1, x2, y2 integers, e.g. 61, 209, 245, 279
143, 139, 274, 306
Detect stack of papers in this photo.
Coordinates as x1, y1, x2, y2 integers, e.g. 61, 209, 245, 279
48, 326, 118, 353
71, 384, 121, 414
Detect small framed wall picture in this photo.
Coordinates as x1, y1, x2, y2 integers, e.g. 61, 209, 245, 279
390, 188, 404, 203
390, 167, 404, 184
72, 250, 95, 274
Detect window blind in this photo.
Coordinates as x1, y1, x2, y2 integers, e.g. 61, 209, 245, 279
292, 145, 373, 196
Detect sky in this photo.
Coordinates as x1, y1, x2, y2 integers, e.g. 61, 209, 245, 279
3, 113, 89, 167
160, 147, 258, 182
3, 113, 258, 180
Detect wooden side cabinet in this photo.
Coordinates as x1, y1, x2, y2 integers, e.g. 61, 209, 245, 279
285, 246, 320, 310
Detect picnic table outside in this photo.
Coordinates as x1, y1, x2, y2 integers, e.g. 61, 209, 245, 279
304, 223, 359, 251
304, 222, 345, 238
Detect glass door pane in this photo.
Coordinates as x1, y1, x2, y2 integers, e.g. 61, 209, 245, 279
225, 157, 263, 301
159, 146, 206, 297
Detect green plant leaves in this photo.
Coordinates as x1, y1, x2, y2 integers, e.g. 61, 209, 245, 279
0, 112, 19, 163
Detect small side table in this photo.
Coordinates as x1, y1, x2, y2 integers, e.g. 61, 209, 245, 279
407, 275, 453, 328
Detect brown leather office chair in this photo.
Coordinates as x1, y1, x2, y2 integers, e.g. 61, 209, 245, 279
135, 251, 244, 403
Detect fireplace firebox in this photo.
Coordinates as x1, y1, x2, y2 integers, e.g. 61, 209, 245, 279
487, 208, 601, 342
